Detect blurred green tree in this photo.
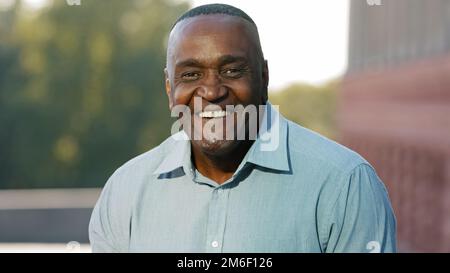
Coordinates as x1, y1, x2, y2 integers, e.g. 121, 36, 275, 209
0, 0, 189, 188
269, 80, 338, 139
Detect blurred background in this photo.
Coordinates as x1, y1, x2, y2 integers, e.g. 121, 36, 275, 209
0, 0, 448, 252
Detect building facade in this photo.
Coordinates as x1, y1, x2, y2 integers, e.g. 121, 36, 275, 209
339, 0, 450, 252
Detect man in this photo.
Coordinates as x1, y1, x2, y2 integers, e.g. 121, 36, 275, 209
89, 3, 396, 253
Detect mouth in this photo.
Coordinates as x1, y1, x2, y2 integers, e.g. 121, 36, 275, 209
197, 110, 233, 119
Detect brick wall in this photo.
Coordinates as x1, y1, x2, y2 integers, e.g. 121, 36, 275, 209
338, 55, 450, 252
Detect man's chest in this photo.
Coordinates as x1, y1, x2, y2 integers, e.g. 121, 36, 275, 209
128, 179, 323, 252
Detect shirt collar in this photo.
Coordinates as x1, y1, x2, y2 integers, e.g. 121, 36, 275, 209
246, 102, 291, 172
153, 101, 291, 176
152, 131, 191, 176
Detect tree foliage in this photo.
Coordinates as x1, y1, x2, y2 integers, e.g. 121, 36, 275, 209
0, 0, 189, 188
269, 80, 338, 139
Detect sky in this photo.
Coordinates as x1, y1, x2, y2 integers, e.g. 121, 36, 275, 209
191, 0, 350, 90
16, 0, 350, 90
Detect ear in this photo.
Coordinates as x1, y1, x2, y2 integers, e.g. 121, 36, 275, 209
164, 68, 174, 110
262, 60, 269, 102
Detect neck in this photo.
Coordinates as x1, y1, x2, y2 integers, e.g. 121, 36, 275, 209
191, 140, 254, 184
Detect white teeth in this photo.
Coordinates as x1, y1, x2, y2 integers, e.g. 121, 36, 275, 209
198, 110, 228, 118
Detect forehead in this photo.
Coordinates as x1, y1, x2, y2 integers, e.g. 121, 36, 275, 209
168, 14, 259, 64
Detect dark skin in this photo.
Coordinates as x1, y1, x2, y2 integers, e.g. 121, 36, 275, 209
165, 14, 269, 184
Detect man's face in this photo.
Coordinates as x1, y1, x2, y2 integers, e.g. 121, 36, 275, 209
165, 14, 268, 156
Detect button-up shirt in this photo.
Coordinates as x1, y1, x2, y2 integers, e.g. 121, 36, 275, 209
89, 102, 396, 252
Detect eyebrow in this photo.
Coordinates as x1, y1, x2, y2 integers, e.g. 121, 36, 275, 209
175, 58, 203, 68
217, 55, 248, 66
175, 55, 248, 68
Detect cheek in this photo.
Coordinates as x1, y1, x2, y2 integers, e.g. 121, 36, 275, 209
171, 86, 194, 105
233, 82, 261, 105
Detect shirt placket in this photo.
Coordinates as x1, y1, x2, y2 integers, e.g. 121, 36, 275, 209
205, 186, 230, 253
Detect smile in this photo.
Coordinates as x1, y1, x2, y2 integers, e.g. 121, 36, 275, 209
198, 110, 231, 118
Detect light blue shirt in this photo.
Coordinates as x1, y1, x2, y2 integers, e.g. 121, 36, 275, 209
89, 102, 396, 253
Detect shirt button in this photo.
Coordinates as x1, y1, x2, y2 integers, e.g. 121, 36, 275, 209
211, 241, 219, 248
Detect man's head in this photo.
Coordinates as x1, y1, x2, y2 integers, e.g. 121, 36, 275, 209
165, 4, 269, 157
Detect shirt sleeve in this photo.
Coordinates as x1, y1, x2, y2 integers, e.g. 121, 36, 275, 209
325, 163, 397, 253
89, 168, 131, 253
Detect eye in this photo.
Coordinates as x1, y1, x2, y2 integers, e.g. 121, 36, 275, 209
221, 67, 246, 78
181, 71, 201, 81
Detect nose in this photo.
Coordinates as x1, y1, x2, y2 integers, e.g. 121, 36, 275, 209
196, 70, 228, 103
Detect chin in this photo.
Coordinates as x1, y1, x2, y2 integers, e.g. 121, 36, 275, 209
193, 138, 238, 157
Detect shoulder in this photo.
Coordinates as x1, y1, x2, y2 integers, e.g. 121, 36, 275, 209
102, 132, 182, 197
283, 121, 395, 250
115, 135, 174, 176
89, 133, 182, 252
286, 119, 367, 175
284, 119, 380, 207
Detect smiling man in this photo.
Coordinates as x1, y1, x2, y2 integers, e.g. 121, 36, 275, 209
89, 3, 396, 253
